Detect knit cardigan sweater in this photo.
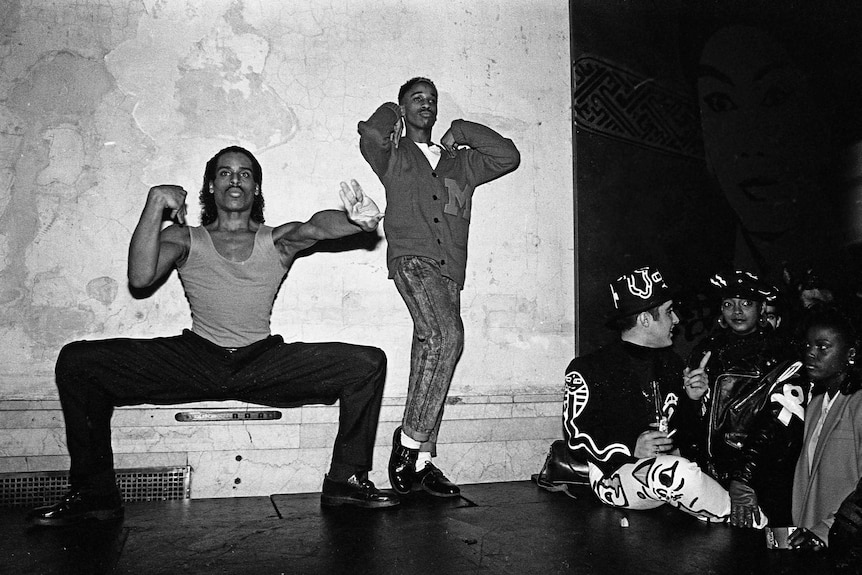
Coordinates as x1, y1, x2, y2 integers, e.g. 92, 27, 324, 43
358, 103, 519, 287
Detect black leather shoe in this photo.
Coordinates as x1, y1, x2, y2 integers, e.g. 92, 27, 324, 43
388, 426, 418, 495
320, 473, 400, 508
28, 489, 124, 527
413, 462, 460, 497
533, 440, 589, 492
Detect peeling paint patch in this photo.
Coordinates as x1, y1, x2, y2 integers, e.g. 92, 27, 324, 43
0, 281, 23, 307
9, 51, 113, 117
37, 126, 85, 187
25, 305, 95, 346
87, 276, 119, 306
175, 68, 297, 150
0, 167, 14, 216
0, 235, 8, 272
30, 272, 77, 308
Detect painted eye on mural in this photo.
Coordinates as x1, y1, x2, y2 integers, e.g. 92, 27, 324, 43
702, 92, 738, 113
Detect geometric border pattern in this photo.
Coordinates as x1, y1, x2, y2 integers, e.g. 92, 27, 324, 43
574, 56, 704, 159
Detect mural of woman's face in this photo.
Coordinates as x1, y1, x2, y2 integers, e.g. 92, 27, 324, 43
697, 25, 829, 236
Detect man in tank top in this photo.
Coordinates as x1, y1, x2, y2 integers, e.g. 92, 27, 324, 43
29, 146, 398, 527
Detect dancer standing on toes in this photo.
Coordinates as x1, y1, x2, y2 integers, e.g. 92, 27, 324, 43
358, 77, 520, 497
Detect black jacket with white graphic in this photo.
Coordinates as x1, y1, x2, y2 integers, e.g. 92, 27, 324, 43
563, 339, 693, 476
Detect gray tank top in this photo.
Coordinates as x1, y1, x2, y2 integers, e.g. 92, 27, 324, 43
177, 225, 286, 348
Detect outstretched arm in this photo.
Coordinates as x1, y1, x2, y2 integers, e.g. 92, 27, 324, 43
273, 180, 382, 255
128, 185, 190, 288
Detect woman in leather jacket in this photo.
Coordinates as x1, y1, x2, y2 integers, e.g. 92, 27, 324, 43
678, 269, 799, 526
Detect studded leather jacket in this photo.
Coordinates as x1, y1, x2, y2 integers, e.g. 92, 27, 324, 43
678, 326, 804, 523
731, 360, 808, 525
682, 326, 798, 477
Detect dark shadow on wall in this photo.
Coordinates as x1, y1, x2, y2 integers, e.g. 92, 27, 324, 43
294, 229, 383, 259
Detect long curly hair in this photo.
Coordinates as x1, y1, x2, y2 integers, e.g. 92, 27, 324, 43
199, 146, 265, 226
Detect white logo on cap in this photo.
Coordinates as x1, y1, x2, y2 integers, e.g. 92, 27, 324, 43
628, 268, 664, 299
610, 267, 667, 309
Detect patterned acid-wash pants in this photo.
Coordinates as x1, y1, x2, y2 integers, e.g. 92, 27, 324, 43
392, 255, 465, 454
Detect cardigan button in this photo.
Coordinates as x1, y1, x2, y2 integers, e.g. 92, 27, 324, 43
431, 172, 438, 178
433, 195, 438, 200
434, 217, 440, 223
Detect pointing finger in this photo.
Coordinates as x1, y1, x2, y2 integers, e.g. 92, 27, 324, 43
699, 351, 712, 370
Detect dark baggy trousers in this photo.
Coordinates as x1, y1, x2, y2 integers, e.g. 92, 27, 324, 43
55, 329, 387, 492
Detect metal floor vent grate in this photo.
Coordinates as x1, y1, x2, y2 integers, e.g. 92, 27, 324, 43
0, 466, 191, 507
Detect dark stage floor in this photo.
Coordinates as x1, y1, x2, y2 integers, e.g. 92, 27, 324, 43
1, 481, 834, 574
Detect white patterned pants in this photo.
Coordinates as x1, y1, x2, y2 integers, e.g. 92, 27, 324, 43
588, 454, 763, 524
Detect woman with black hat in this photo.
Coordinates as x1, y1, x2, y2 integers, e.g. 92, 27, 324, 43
679, 269, 802, 528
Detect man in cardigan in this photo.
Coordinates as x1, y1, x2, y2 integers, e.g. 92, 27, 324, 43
358, 77, 520, 497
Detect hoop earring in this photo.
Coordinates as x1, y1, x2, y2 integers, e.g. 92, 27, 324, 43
718, 316, 728, 329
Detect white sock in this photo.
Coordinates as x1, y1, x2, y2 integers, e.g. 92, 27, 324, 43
400, 430, 422, 449
415, 451, 432, 472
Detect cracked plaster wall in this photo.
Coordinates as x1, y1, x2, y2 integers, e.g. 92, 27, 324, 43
0, 0, 574, 401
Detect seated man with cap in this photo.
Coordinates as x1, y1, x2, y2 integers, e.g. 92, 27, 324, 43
560, 265, 758, 522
